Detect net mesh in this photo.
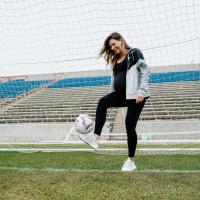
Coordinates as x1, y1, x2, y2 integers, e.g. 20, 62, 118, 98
0, 0, 200, 152
0, 0, 199, 76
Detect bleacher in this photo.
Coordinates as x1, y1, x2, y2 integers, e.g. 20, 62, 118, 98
0, 79, 50, 99
0, 70, 199, 124
48, 76, 110, 88
150, 70, 200, 83
0, 86, 117, 123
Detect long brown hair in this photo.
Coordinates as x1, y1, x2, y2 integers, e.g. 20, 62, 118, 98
99, 32, 131, 68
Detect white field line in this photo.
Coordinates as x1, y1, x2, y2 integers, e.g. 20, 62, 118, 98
1, 139, 200, 145
0, 167, 200, 173
0, 148, 200, 154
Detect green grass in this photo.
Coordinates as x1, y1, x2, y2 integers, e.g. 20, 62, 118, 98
0, 151, 200, 171
0, 151, 200, 200
1, 170, 200, 200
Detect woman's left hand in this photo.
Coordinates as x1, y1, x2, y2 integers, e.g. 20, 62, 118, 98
136, 94, 144, 104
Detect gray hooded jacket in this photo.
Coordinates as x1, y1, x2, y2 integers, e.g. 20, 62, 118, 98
110, 48, 150, 99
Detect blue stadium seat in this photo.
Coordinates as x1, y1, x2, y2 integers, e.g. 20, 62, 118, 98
0, 79, 50, 99
49, 71, 200, 88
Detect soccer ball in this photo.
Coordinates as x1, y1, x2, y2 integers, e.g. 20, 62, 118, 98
74, 114, 94, 134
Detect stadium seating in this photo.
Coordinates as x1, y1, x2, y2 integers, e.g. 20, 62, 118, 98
0, 79, 50, 99
0, 71, 199, 124
48, 71, 200, 89
48, 76, 111, 88
0, 86, 117, 123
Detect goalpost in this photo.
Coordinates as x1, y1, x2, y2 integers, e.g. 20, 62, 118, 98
0, 0, 200, 153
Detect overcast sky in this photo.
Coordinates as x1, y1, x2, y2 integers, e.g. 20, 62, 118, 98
0, 0, 200, 76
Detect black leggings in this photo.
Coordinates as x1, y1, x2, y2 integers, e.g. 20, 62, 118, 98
94, 92, 147, 157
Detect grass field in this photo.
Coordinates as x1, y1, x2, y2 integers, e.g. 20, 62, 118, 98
0, 149, 200, 200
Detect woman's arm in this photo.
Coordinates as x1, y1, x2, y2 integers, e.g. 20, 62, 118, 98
137, 61, 150, 96
134, 49, 150, 96
129, 48, 150, 103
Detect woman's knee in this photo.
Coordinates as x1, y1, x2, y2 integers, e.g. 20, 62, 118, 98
98, 96, 109, 108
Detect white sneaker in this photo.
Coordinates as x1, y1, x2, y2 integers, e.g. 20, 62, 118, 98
121, 158, 137, 172
79, 134, 98, 150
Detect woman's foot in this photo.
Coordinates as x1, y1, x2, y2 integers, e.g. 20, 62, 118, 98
121, 158, 137, 172
79, 133, 98, 150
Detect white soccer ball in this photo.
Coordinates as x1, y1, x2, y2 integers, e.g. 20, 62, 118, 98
74, 114, 94, 134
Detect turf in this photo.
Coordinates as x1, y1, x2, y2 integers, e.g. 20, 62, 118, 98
1, 170, 200, 200
0, 151, 200, 171
0, 151, 200, 200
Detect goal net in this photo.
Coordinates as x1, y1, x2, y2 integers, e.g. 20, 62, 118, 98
0, 0, 200, 153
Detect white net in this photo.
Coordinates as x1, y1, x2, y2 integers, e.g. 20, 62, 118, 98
0, 0, 199, 76
0, 0, 200, 149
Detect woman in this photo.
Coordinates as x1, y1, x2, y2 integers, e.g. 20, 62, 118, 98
79, 32, 150, 172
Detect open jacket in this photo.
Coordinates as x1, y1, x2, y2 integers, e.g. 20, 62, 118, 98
110, 48, 150, 99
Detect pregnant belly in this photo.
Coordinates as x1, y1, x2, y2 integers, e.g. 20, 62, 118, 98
114, 72, 126, 92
